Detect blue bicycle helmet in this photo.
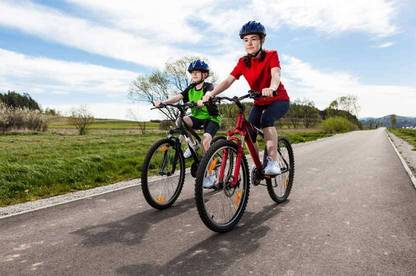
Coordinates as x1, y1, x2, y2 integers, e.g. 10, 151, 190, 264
239, 21, 266, 39
187, 60, 209, 73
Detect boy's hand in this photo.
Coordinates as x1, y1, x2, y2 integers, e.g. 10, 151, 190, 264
197, 100, 204, 107
202, 92, 212, 103
154, 101, 162, 107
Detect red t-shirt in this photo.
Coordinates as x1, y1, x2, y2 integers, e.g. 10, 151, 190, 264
230, 50, 289, 105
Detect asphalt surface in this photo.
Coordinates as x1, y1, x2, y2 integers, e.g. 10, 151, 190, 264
1, 128, 415, 275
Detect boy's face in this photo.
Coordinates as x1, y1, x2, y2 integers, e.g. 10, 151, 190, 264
191, 70, 207, 83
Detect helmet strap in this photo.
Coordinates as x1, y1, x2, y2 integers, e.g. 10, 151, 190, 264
192, 74, 205, 86
248, 47, 263, 59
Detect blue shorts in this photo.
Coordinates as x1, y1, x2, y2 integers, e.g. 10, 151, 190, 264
248, 100, 289, 142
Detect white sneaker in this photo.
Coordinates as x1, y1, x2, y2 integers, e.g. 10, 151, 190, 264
203, 174, 216, 189
183, 147, 192, 159
264, 157, 281, 175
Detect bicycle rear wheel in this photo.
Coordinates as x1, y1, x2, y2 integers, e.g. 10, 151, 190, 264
266, 137, 295, 203
141, 138, 185, 209
195, 140, 250, 232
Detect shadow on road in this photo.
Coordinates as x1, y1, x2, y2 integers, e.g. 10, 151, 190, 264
72, 197, 196, 247
116, 202, 286, 275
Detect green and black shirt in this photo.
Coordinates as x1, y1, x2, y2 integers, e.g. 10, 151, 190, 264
181, 82, 221, 124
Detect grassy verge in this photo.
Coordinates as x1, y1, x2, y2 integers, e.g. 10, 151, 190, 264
389, 128, 416, 150
49, 118, 160, 129
0, 129, 331, 207
0, 132, 164, 206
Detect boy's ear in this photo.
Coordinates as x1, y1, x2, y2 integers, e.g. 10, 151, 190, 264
203, 72, 209, 79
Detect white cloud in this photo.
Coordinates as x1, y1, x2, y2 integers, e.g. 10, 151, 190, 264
0, 0, 399, 71
66, 0, 215, 43
377, 41, 395, 48
0, 1, 192, 67
281, 55, 416, 117
0, 48, 137, 96
200, 0, 398, 38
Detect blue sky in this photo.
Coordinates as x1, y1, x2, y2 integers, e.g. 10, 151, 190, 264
0, 0, 415, 119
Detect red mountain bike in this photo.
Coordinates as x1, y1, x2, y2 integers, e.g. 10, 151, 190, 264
195, 91, 295, 232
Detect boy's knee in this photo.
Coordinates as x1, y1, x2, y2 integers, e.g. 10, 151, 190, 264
183, 116, 193, 127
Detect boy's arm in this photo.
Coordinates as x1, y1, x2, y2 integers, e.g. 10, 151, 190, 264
154, 94, 183, 107
163, 94, 183, 104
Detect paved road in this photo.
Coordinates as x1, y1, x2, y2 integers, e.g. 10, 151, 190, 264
1, 128, 415, 275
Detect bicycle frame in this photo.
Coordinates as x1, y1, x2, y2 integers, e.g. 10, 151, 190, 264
152, 102, 203, 176
216, 109, 262, 188
214, 91, 287, 189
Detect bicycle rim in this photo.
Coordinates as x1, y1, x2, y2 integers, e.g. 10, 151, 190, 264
267, 137, 294, 203
141, 139, 185, 209
195, 140, 250, 232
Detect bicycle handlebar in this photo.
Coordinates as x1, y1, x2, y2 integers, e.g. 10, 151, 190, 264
209, 90, 278, 104
150, 101, 197, 110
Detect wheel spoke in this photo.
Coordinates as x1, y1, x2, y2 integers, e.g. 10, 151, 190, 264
142, 140, 185, 209
201, 145, 247, 225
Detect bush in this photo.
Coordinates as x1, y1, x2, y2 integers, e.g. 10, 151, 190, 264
0, 103, 48, 133
159, 120, 174, 130
69, 106, 95, 135
321, 116, 358, 134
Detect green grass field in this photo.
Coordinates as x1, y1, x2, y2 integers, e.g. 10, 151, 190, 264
389, 128, 416, 150
0, 119, 332, 207
49, 117, 160, 129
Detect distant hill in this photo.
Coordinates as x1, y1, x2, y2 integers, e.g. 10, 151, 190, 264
360, 115, 416, 128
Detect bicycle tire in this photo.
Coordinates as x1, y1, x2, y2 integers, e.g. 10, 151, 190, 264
141, 138, 185, 210
266, 137, 295, 203
195, 139, 250, 232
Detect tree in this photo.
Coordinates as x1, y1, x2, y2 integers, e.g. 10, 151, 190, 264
44, 107, 60, 116
129, 56, 216, 121
299, 99, 320, 128
0, 91, 40, 110
390, 114, 397, 128
127, 108, 147, 134
285, 100, 303, 128
69, 106, 95, 135
331, 95, 360, 117
285, 99, 320, 128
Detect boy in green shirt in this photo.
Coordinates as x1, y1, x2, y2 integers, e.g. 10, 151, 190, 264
154, 60, 221, 162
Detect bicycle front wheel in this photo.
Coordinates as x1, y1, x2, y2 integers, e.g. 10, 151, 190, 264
141, 138, 185, 209
266, 137, 295, 203
195, 140, 250, 233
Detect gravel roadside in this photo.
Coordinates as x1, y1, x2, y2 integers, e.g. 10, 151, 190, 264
387, 131, 416, 175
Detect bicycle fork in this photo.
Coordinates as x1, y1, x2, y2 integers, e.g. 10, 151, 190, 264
216, 147, 242, 189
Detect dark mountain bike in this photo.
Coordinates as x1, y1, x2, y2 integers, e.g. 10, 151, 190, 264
141, 102, 225, 210
195, 91, 295, 232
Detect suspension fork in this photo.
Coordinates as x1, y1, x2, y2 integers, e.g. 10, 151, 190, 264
230, 142, 244, 188
217, 147, 229, 184
159, 138, 180, 176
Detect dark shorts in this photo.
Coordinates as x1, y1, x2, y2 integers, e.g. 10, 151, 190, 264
190, 117, 220, 137
248, 100, 290, 142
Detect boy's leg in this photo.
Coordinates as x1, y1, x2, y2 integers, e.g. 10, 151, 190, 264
202, 120, 219, 152
182, 116, 193, 128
